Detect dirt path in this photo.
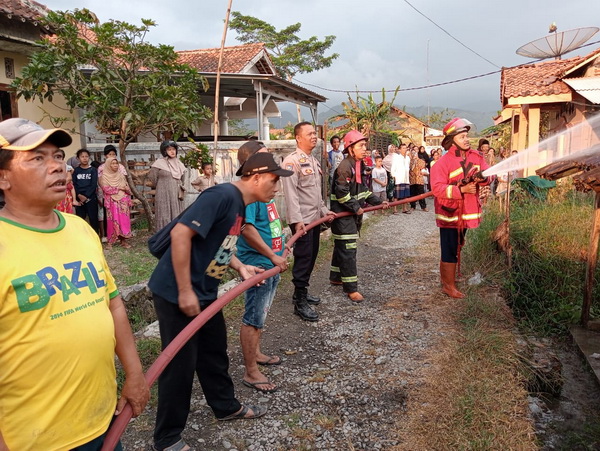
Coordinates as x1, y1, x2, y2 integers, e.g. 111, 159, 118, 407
121, 208, 452, 450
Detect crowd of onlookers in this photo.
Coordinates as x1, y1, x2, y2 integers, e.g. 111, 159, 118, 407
57, 140, 218, 249
327, 136, 446, 215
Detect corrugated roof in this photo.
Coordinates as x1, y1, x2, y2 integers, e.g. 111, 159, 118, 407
177, 43, 275, 74
0, 0, 48, 26
564, 77, 600, 104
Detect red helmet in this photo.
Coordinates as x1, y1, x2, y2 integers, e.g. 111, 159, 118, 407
343, 130, 367, 150
442, 118, 473, 150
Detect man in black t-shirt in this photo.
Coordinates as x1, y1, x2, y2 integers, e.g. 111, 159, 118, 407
149, 152, 292, 451
72, 148, 99, 233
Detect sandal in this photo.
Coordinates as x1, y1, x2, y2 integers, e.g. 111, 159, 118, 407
218, 404, 267, 421
242, 379, 278, 393
257, 355, 282, 366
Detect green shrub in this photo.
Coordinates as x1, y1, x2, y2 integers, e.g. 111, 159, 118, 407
464, 188, 599, 336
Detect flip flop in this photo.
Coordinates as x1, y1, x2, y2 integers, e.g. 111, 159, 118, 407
218, 404, 268, 421
257, 355, 282, 366
242, 379, 278, 393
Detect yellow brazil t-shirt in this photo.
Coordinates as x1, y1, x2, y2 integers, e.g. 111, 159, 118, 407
0, 211, 119, 451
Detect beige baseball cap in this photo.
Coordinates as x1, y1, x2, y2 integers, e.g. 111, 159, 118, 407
0, 118, 72, 151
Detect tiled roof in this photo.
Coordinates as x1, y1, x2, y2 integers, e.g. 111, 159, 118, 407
0, 0, 48, 26
501, 48, 600, 102
177, 43, 274, 74
501, 57, 582, 100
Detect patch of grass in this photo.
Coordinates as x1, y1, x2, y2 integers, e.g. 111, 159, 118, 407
401, 288, 537, 450
314, 414, 339, 430
464, 187, 599, 336
116, 337, 161, 407
105, 230, 156, 288
557, 420, 600, 450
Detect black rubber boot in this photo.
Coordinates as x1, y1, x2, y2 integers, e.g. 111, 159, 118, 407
293, 289, 319, 322
293, 292, 321, 305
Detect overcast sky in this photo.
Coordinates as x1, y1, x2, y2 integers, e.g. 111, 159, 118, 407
42, 0, 600, 118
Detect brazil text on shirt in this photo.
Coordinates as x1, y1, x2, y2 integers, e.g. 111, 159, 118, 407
11, 260, 110, 314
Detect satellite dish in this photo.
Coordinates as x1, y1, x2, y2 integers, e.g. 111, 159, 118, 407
516, 26, 599, 60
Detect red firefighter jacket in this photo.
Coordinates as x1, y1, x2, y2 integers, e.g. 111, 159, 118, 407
430, 146, 492, 229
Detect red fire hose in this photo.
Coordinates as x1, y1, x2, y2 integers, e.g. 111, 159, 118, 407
101, 192, 432, 450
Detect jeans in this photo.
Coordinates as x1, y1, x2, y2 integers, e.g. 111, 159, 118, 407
242, 273, 280, 328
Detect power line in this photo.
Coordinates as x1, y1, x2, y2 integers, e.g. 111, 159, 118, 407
402, 0, 501, 69
293, 39, 600, 95
293, 69, 500, 94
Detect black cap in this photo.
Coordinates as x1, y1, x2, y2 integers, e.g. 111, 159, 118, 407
236, 152, 294, 177
237, 140, 266, 165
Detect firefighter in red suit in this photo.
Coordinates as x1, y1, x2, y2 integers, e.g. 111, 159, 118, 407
329, 130, 388, 302
430, 118, 493, 298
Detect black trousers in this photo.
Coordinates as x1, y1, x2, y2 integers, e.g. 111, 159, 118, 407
410, 184, 427, 209
330, 216, 359, 293
75, 198, 99, 233
439, 228, 467, 263
152, 294, 241, 449
291, 224, 321, 291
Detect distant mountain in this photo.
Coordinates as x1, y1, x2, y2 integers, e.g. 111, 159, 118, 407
262, 104, 498, 135
401, 106, 497, 133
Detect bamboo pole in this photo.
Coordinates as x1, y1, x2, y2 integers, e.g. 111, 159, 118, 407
505, 172, 512, 270
582, 190, 600, 328
213, 0, 234, 182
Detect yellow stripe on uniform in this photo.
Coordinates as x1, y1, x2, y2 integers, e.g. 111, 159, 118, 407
449, 167, 463, 179
330, 266, 340, 272
332, 234, 359, 240
435, 214, 459, 222
446, 185, 454, 198
346, 242, 357, 249
330, 193, 351, 203
341, 276, 358, 283
462, 213, 482, 220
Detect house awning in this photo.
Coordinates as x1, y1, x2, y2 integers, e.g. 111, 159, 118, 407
200, 73, 326, 108
564, 77, 600, 104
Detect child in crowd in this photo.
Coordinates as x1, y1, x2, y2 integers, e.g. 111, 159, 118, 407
191, 162, 217, 193
371, 156, 387, 215
55, 165, 79, 214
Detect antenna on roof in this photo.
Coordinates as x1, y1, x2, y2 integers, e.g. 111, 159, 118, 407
516, 26, 599, 60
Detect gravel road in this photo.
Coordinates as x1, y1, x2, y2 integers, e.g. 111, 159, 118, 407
122, 207, 449, 450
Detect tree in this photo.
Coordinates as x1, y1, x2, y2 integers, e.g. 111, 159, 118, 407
229, 11, 338, 122
328, 87, 400, 136
419, 108, 455, 130
12, 9, 211, 231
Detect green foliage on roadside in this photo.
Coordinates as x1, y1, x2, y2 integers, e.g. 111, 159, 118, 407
464, 185, 599, 336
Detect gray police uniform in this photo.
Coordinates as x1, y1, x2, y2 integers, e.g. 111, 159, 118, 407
281, 148, 329, 291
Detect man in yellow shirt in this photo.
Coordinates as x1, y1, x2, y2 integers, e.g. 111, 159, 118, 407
0, 118, 149, 450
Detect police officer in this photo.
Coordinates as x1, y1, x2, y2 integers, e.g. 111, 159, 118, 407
329, 130, 388, 302
282, 122, 335, 321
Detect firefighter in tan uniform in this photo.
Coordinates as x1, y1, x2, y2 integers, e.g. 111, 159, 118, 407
281, 122, 335, 322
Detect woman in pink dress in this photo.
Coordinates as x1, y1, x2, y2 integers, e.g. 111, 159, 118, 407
99, 157, 132, 248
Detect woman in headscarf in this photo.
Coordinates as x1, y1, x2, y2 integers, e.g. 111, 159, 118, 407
99, 157, 133, 248
148, 140, 186, 229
